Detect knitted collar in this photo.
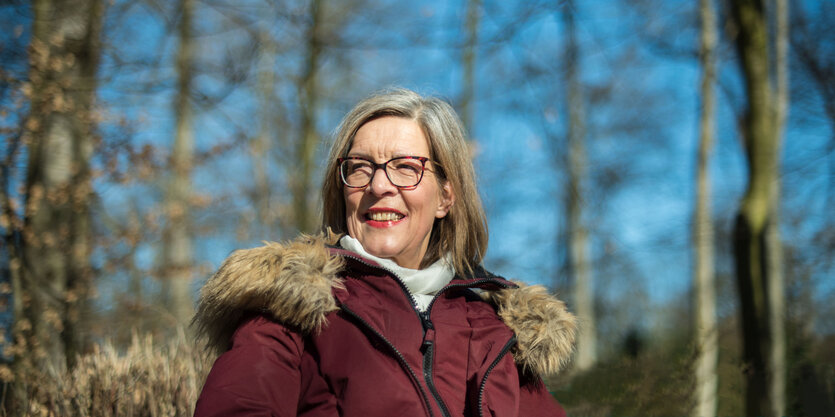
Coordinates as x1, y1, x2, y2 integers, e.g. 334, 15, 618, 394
339, 235, 455, 311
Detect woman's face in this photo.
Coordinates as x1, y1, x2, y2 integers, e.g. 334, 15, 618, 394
343, 116, 454, 269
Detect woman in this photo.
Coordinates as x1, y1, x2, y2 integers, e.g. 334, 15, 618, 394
193, 88, 576, 417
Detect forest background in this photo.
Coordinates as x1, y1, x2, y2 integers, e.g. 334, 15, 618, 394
0, 0, 833, 415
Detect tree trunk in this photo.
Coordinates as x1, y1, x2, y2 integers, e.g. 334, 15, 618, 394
252, 29, 276, 236
729, 0, 781, 415
292, 0, 324, 233
162, 0, 196, 326
460, 0, 480, 135
563, 0, 596, 372
693, 0, 718, 414
64, 0, 103, 369
767, 0, 788, 414
17, 0, 103, 376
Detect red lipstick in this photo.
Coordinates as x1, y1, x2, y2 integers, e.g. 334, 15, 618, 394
364, 207, 406, 228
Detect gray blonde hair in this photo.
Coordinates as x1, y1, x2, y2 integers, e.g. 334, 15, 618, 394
321, 88, 488, 275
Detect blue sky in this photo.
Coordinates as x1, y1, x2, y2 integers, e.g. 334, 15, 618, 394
120, 1, 828, 310
2, 0, 831, 342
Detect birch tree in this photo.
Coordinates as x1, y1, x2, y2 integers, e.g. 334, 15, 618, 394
251, 29, 277, 236
15, 0, 104, 374
693, 0, 718, 414
291, 0, 324, 233
767, 0, 788, 414
161, 0, 196, 326
563, 0, 596, 372
460, 0, 480, 134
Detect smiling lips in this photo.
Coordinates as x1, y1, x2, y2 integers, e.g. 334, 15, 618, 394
365, 209, 405, 227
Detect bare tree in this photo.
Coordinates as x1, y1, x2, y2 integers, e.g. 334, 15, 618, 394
563, 0, 596, 372
693, 0, 718, 414
0, 5, 106, 413
460, 0, 480, 135
291, 0, 325, 233
728, 0, 784, 414
251, 28, 277, 236
161, 0, 196, 326
766, 0, 788, 414
15, 0, 104, 373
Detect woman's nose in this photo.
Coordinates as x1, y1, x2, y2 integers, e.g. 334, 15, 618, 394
368, 167, 397, 196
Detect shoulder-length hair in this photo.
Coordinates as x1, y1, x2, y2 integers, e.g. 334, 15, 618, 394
321, 88, 488, 275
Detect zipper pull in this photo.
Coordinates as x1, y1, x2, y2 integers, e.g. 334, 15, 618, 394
421, 310, 435, 352
421, 327, 436, 352
420, 311, 433, 330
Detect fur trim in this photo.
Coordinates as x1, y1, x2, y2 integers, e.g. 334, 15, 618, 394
193, 232, 576, 376
487, 282, 577, 376
192, 232, 344, 354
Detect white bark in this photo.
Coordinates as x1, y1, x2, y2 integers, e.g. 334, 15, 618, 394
292, 0, 323, 233
19, 0, 102, 373
694, 0, 718, 415
252, 29, 276, 232
768, 0, 788, 414
461, 0, 480, 134
163, 0, 196, 326
564, 0, 596, 371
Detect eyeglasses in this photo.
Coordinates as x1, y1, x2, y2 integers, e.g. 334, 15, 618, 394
337, 156, 439, 190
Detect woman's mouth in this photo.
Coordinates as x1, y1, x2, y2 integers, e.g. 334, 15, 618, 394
364, 210, 405, 227
366, 212, 404, 221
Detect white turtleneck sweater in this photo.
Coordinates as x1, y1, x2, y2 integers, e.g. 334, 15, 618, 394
339, 235, 455, 312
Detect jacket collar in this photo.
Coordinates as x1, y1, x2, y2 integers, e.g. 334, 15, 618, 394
193, 232, 576, 376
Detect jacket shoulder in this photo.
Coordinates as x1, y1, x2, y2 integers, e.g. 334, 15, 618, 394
482, 280, 577, 377
193, 232, 344, 354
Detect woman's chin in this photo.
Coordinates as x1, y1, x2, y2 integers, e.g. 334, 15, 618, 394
362, 243, 398, 260
361, 243, 417, 268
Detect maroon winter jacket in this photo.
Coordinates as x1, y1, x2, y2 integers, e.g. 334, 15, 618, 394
193, 234, 576, 417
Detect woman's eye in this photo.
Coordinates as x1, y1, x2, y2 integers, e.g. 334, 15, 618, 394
394, 162, 420, 173
350, 161, 373, 173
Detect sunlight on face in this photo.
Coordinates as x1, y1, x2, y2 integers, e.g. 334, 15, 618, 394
343, 116, 453, 269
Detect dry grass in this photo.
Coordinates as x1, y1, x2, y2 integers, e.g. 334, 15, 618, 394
1, 330, 212, 417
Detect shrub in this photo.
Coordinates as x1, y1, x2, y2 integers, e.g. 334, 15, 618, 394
1, 331, 211, 417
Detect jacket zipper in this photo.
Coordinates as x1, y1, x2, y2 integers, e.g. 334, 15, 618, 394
342, 254, 451, 417
477, 336, 517, 417
425, 278, 514, 313
340, 253, 515, 417
420, 319, 451, 417
419, 278, 513, 417
340, 304, 436, 417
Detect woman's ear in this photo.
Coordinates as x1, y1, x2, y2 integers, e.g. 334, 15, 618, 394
436, 181, 455, 219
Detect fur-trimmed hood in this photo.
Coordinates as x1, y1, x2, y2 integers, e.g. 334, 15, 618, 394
193, 233, 577, 376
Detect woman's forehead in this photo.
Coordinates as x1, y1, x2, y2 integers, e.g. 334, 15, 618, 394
348, 116, 429, 157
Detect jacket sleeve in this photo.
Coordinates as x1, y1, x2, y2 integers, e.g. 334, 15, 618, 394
194, 316, 306, 417
517, 375, 567, 417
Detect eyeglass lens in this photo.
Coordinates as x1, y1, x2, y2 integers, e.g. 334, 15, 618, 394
340, 158, 425, 188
